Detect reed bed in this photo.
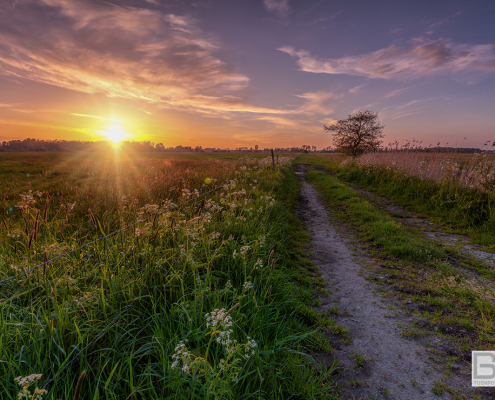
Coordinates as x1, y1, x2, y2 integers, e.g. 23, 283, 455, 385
354, 152, 495, 194
0, 153, 336, 400
321, 152, 495, 248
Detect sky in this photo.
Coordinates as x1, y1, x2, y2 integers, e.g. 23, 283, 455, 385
0, 0, 494, 149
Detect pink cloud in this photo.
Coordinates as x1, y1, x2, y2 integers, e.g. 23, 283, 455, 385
279, 38, 495, 80
263, 0, 290, 19
294, 91, 336, 115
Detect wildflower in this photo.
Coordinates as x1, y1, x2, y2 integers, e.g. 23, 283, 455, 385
243, 337, 258, 358
225, 280, 232, 289
243, 281, 253, 290
14, 374, 46, 400
135, 228, 141, 237
171, 340, 192, 374
240, 246, 250, 256
205, 309, 233, 330
216, 329, 234, 346
210, 232, 221, 240
253, 259, 263, 270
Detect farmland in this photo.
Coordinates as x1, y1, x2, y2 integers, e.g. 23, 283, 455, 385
0, 152, 337, 400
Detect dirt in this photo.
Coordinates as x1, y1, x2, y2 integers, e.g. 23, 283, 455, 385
294, 165, 482, 400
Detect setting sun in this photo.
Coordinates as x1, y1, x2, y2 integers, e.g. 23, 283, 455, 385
105, 125, 127, 143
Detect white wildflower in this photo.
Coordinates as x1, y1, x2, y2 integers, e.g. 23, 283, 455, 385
240, 246, 250, 256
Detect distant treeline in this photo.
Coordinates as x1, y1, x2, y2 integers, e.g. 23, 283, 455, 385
0, 138, 489, 154
0, 139, 332, 153
0, 139, 195, 152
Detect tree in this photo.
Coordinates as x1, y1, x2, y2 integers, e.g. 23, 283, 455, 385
324, 110, 384, 157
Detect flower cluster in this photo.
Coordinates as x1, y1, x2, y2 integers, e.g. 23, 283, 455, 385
14, 374, 47, 399
243, 337, 258, 358
253, 259, 263, 270
171, 340, 193, 373
205, 308, 233, 331
15, 191, 37, 210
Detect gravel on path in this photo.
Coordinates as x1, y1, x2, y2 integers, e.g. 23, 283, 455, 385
294, 166, 464, 400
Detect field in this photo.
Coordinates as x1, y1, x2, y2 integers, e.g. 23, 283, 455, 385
0, 152, 337, 400
4, 150, 495, 399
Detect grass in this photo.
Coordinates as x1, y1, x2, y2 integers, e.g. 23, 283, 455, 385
296, 154, 495, 355
0, 152, 337, 400
303, 153, 495, 250
349, 351, 367, 368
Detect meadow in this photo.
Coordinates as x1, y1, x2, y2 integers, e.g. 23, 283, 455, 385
0, 152, 337, 400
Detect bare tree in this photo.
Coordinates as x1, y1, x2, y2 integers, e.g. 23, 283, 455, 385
324, 110, 384, 157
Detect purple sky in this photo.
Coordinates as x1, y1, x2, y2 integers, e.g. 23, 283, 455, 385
0, 0, 494, 148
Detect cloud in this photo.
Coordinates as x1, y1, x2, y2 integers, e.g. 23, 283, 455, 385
0, 0, 249, 112
278, 38, 495, 80
294, 91, 336, 115
382, 87, 411, 98
424, 12, 461, 35
253, 91, 338, 129
380, 96, 446, 120
71, 113, 121, 122
0, 118, 90, 133
349, 83, 368, 94
256, 115, 300, 128
263, 0, 290, 19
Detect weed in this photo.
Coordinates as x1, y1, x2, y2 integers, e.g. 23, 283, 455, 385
350, 351, 367, 368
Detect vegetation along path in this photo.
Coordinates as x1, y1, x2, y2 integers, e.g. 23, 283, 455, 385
294, 164, 492, 399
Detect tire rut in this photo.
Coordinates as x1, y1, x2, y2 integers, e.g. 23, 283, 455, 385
295, 165, 470, 400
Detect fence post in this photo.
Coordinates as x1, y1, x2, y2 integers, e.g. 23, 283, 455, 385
271, 149, 275, 171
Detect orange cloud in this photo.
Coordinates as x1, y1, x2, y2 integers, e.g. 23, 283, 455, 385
0, 0, 248, 108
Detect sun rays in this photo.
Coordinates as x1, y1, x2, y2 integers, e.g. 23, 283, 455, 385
104, 125, 127, 143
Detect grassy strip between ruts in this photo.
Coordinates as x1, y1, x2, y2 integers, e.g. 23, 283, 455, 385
299, 154, 495, 251
296, 156, 495, 360
1, 157, 338, 400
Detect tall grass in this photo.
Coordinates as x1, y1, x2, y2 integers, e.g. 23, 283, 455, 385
356, 152, 495, 194
1, 154, 337, 400
312, 153, 495, 249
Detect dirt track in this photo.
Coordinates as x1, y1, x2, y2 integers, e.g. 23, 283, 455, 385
295, 165, 476, 399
